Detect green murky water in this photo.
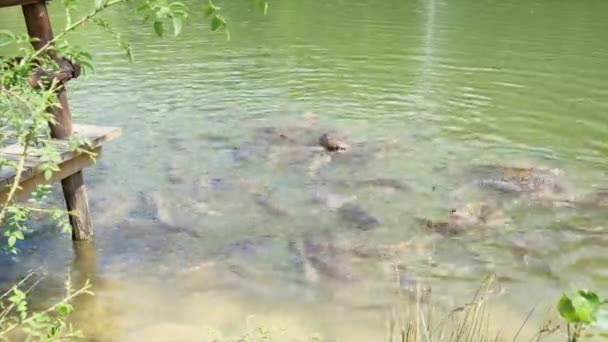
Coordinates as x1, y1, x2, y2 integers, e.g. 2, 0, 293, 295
2, 0, 608, 340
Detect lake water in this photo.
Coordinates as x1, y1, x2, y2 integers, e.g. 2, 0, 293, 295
1, 0, 608, 340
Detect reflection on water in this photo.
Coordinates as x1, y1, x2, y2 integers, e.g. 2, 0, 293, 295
2, 0, 608, 340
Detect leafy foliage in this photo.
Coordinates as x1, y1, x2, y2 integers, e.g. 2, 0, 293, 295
557, 290, 608, 341
137, 0, 189, 37
0, 274, 93, 341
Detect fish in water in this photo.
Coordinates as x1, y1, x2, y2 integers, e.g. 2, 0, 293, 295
251, 193, 289, 217
338, 203, 380, 231
230, 146, 249, 162
471, 164, 572, 201
134, 191, 176, 226
330, 178, 410, 194
423, 201, 506, 236
313, 190, 358, 210
301, 235, 358, 282
165, 159, 184, 184
330, 178, 408, 191
476, 179, 523, 193
449, 202, 505, 227
131, 192, 204, 239
356, 178, 409, 191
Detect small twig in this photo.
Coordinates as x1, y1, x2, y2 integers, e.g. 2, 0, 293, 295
0, 280, 92, 338
0, 142, 30, 224
0, 272, 43, 325
26, 0, 127, 64
513, 305, 537, 341
0, 271, 36, 300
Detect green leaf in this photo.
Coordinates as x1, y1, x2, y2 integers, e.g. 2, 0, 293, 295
204, 6, 215, 17
136, 3, 149, 14
579, 290, 601, 307
8, 235, 17, 247
172, 17, 183, 37
0, 30, 17, 40
94, 0, 105, 10
169, 1, 188, 14
153, 21, 164, 37
204, 0, 219, 17
44, 168, 53, 180
0, 30, 17, 47
573, 290, 601, 324
211, 14, 225, 31
14, 231, 24, 240
559, 291, 603, 325
558, 294, 578, 323
260, 0, 268, 15
56, 303, 74, 316
157, 6, 171, 18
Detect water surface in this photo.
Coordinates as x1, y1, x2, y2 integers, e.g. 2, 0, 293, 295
1, 0, 608, 340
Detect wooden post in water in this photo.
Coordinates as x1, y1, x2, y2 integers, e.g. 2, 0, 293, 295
22, 2, 94, 241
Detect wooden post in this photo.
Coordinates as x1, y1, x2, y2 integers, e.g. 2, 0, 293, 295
22, 2, 94, 241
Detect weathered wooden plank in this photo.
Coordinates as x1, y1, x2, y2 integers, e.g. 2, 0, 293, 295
0, 146, 101, 204
0, 0, 42, 8
0, 154, 41, 167
62, 171, 93, 240
0, 142, 68, 158
0, 124, 121, 156
72, 124, 123, 146
0, 164, 36, 190
0, 124, 121, 188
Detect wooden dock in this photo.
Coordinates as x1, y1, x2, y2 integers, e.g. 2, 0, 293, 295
0, 124, 122, 203
0, 0, 123, 241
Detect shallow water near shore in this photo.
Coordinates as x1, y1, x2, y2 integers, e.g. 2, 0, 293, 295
2, 0, 608, 340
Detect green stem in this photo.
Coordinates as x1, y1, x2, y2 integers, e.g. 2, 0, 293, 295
26, 0, 127, 64
0, 144, 30, 225
0, 281, 92, 338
